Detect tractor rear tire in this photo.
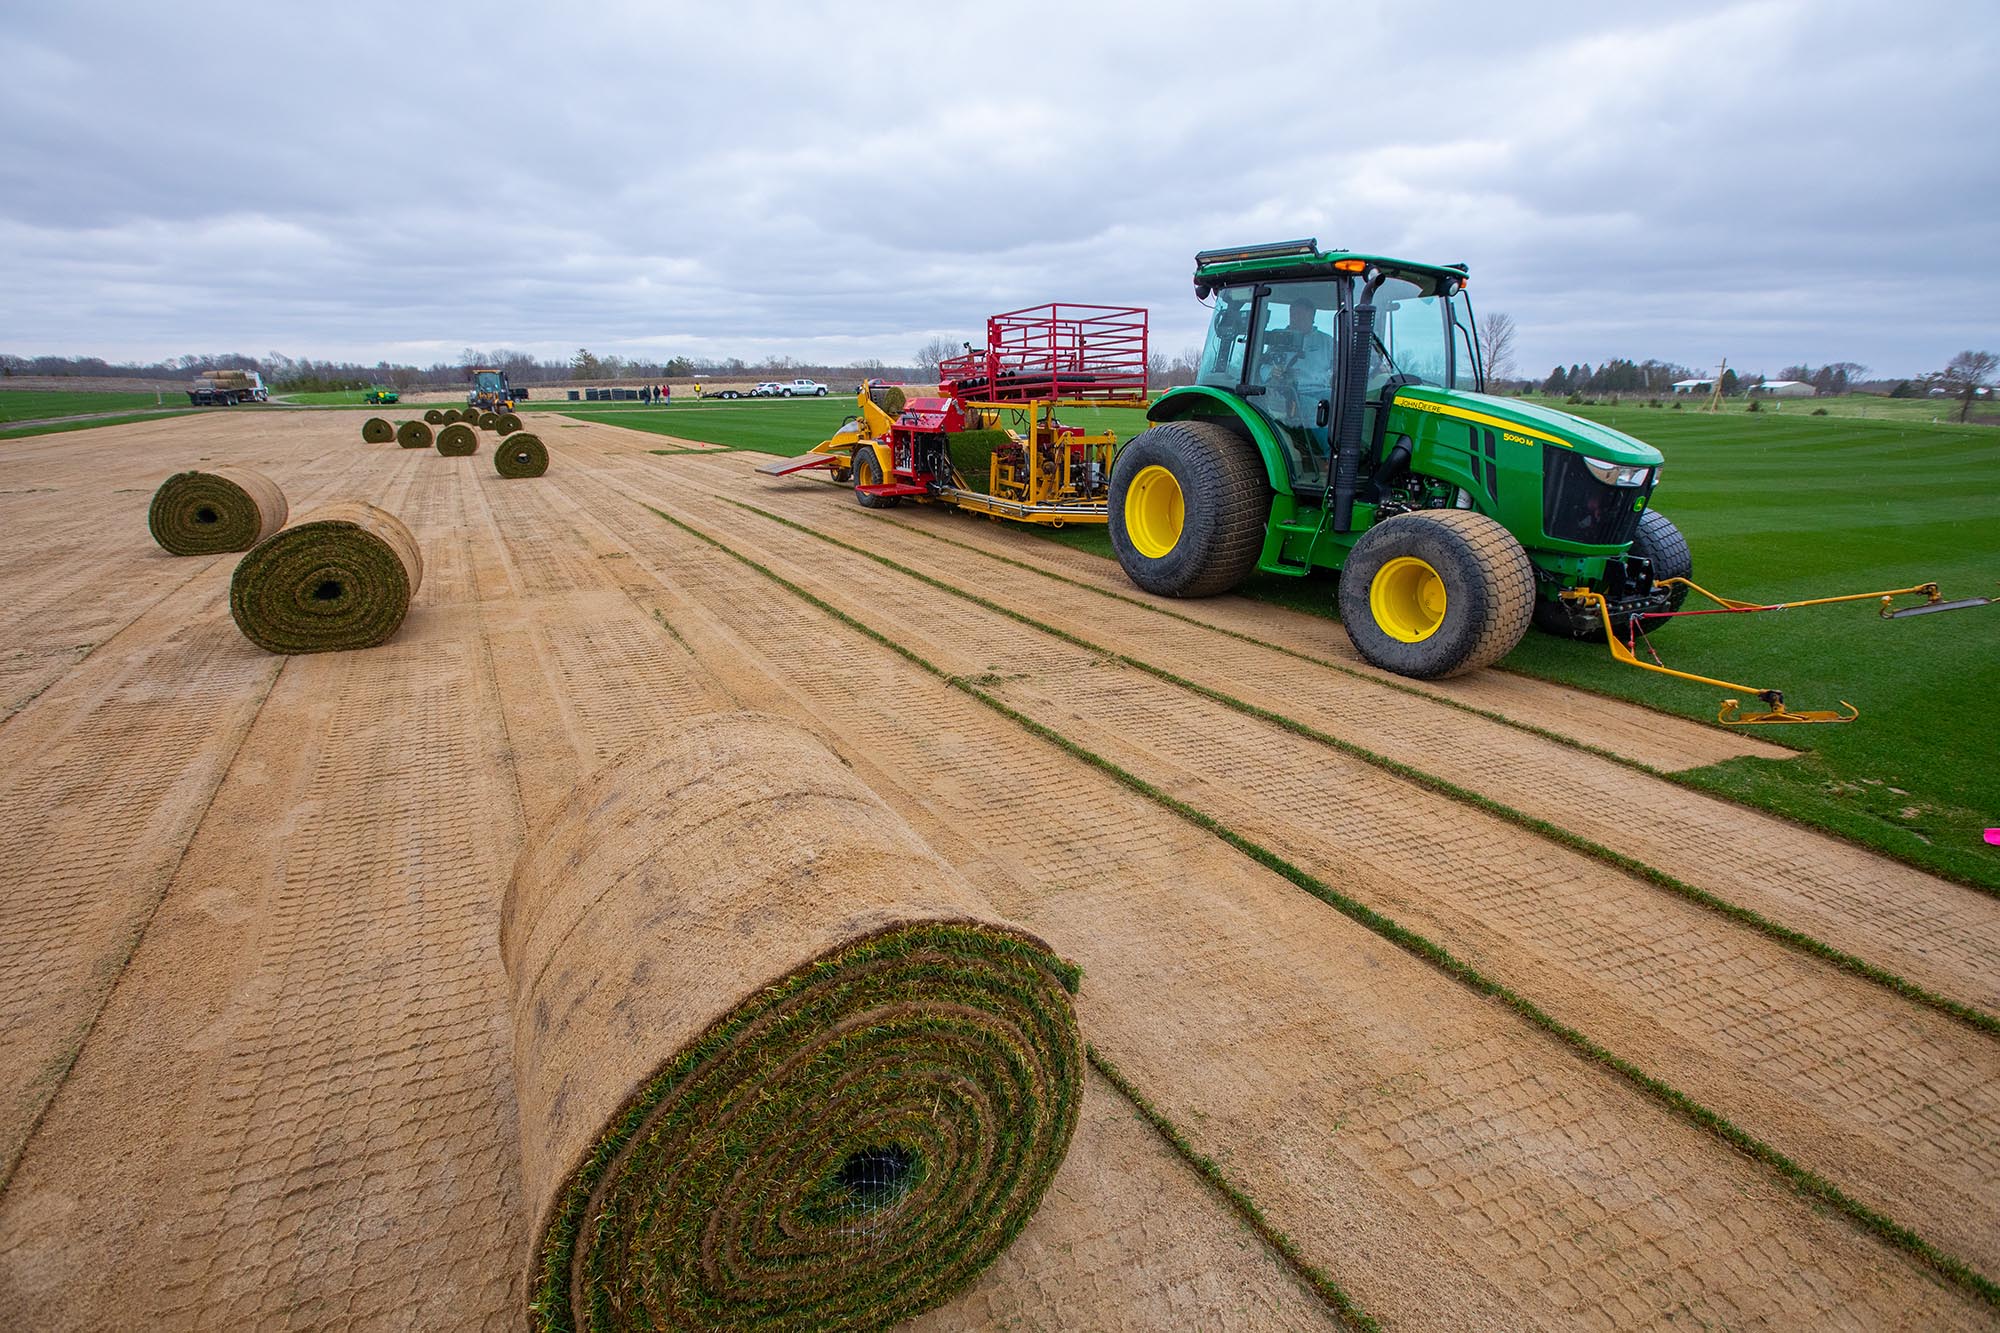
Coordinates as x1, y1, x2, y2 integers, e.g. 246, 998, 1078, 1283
1108, 420, 1269, 598
854, 448, 900, 509
1532, 508, 1693, 640
1338, 508, 1534, 679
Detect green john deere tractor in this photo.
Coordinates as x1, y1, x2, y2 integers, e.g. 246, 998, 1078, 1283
1111, 239, 1688, 679
363, 386, 400, 405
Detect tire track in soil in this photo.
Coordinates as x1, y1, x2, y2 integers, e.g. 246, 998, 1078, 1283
656, 449, 2000, 1023
546, 453, 1992, 1329
0, 425, 1346, 1332
596, 462, 2000, 1287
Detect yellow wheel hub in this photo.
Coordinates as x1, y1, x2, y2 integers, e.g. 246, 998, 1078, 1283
1370, 556, 1448, 643
1126, 465, 1185, 559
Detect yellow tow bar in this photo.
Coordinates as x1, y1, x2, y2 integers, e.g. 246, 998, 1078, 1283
1560, 579, 1995, 725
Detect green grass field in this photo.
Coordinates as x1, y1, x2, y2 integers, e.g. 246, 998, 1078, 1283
587, 395, 1999, 887
0, 389, 185, 424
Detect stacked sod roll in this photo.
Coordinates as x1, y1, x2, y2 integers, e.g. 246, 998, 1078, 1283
503, 713, 1083, 1333
229, 501, 422, 654
361, 417, 395, 444
436, 423, 478, 456
396, 420, 434, 450
494, 433, 548, 478
147, 467, 288, 555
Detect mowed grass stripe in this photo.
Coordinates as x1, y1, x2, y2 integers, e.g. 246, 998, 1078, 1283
645, 502, 2000, 1311
716, 495, 2000, 1040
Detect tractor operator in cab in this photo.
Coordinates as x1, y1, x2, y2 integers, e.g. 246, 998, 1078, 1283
1257, 295, 1335, 477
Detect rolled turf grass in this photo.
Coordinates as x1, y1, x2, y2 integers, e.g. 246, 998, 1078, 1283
477, 411, 500, 431
436, 423, 478, 456
396, 419, 434, 450
147, 467, 288, 555
494, 433, 548, 478
361, 416, 395, 444
945, 430, 1013, 492
503, 713, 1082, 1333
424, 408, 445, 425
497, 412, 524, 436
228, 501, 422, 654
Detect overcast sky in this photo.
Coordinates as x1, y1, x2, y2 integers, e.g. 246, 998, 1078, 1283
2, 0, 1992, 379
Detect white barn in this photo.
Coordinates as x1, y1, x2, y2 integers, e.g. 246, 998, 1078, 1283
1749, 380, 1815, 397
1670, 379, 1713, 394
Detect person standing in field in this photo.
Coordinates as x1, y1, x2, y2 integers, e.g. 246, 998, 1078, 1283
694, 381, 703, 399
663, 382, 672, 406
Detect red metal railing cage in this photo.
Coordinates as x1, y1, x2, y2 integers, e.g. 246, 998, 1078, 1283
938, 303, 1149, 402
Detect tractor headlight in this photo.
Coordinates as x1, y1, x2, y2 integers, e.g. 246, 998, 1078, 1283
1581, 455, 1653, 487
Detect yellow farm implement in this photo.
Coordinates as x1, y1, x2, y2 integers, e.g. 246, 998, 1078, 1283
1564, 579, 1996, 724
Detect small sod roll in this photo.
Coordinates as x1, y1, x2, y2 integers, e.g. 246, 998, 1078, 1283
494, 433, 547, 478
503, 713, 1083, 1333
229, 501, 422, 654
361, 416, 395, 443
436, 423, 478, 456
496, 412, 523, 436
147, 467, 288, 555
396, 419, 434, 450
424, 408, 445, 425
477, 411, 500, 431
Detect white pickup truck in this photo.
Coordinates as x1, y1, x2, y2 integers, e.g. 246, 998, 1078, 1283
768, 378, 827, 397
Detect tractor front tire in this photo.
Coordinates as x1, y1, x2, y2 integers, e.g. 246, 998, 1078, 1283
1338, 508, 1534, 679
1532, 508, 1693, 640
1108, 420, 1269, 598
854, 448, 899, 509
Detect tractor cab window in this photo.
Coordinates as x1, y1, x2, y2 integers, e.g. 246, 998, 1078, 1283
1367, 276, 1453, 393
475, 372, 503, 392
1197, 288, 1255, 386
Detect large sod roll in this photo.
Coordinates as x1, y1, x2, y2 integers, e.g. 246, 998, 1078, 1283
477, 410, 500, 431
503, 713, 1083, 1333
396, 419, 434, 450
229, 501, 422, 654
494, 433, 548, 478
436, 423, 478, 455
497, 412, 524, 436
424, 408, 445, 425
361, 416, 395, 443
147, 467, 288, 555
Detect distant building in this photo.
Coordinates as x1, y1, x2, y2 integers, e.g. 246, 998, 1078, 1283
1670, 379, 1712, 394
1748, 379, 1814, 397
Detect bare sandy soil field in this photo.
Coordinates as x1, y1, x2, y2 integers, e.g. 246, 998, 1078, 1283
0, 410, 1994, 1330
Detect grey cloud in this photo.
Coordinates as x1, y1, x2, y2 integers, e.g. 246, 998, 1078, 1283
1, 0, 1992, 377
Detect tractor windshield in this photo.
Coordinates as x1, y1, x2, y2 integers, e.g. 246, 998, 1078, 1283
475, 372, 503, 392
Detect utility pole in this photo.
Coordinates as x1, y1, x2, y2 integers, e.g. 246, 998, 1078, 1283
1705, 358, 1727, 413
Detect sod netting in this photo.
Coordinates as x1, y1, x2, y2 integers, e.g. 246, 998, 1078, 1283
436, 423, 478, 456
146, 467, 287, 556
228, 501, 422, 654
496, 433, 549, 478
502, 714, 1083, 1333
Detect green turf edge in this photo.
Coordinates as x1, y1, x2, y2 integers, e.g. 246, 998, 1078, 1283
529, 920, 1079, 1333
1087, 1046, 1380, 1332
852, 504, 1999, 897
0, 410, 200, 441
645, 502, 2000, 1313
715, 498, 2000, 1041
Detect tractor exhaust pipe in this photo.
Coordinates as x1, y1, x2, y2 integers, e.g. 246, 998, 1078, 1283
1332, 268, 1386, 533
